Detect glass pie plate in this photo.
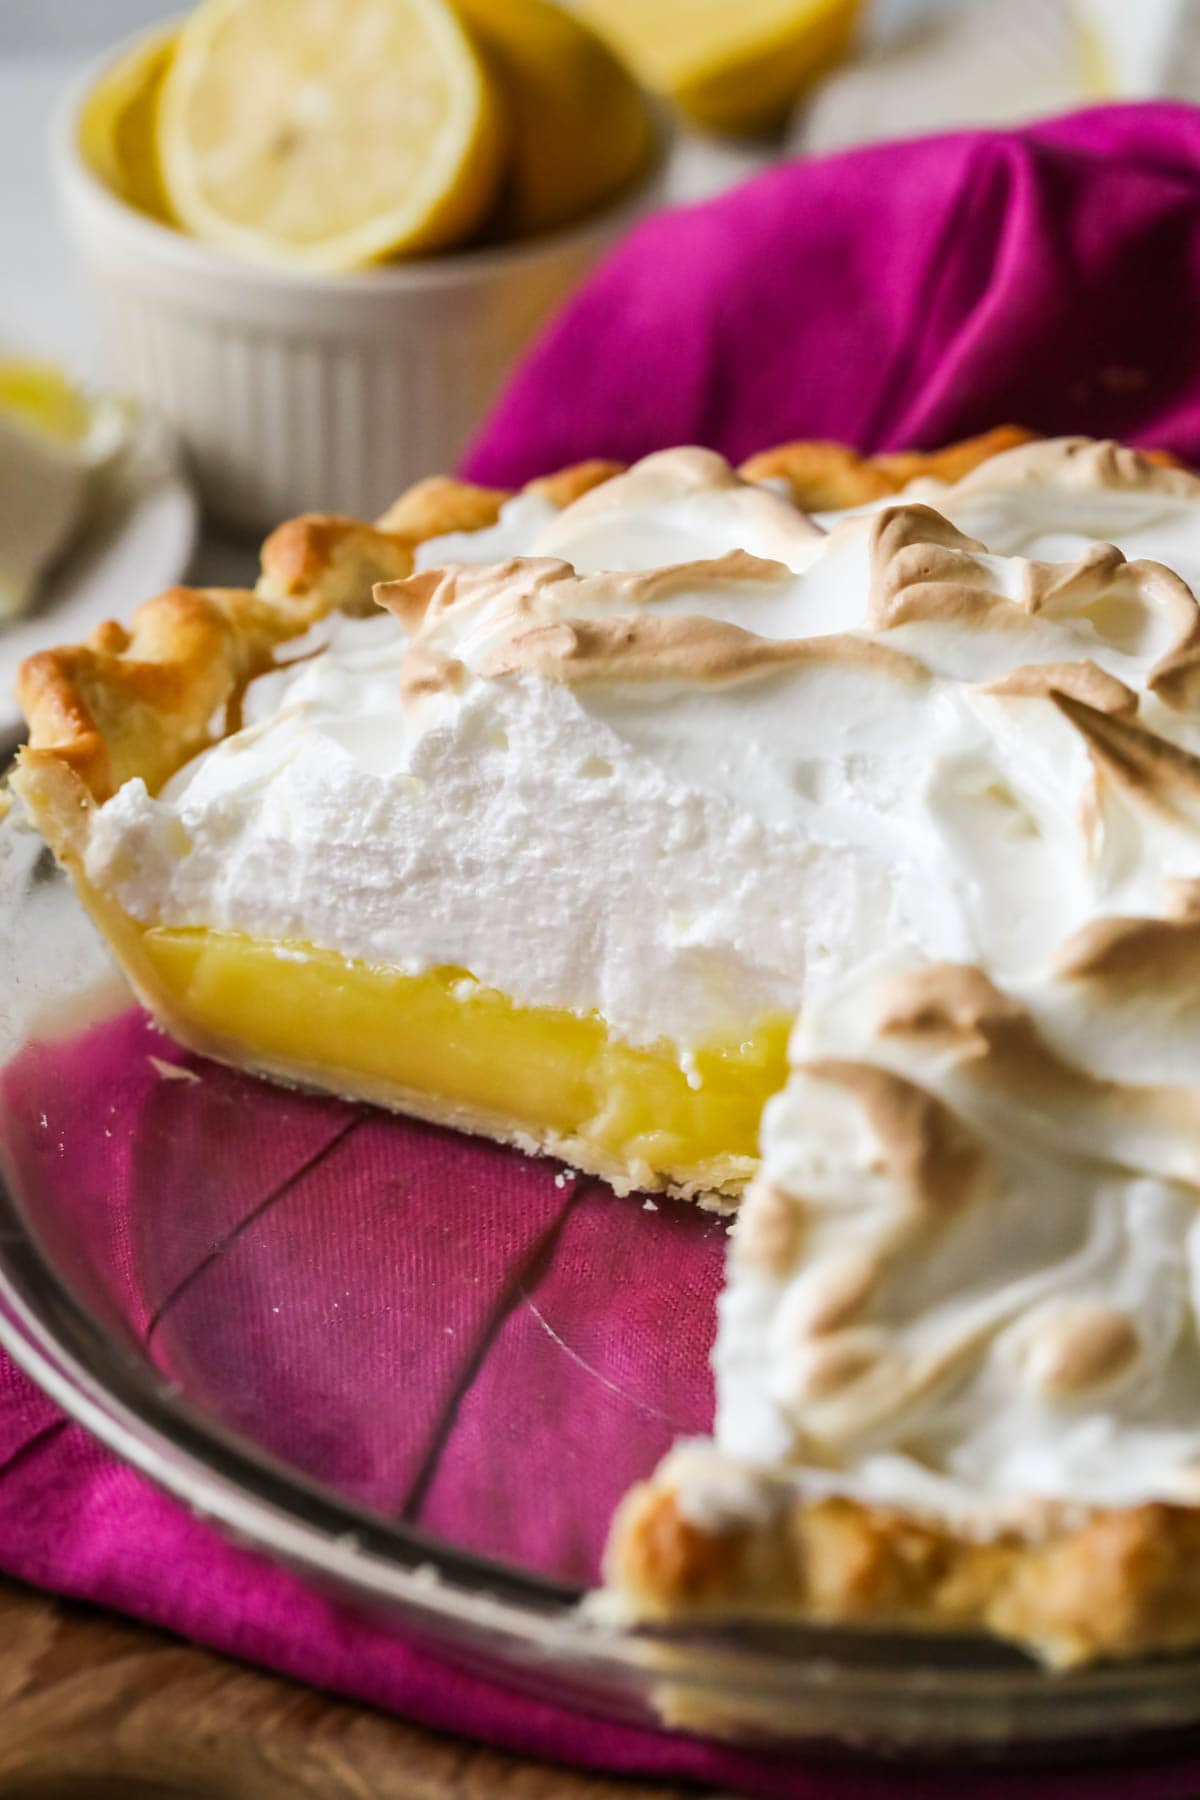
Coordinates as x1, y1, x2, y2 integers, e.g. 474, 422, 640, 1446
5, 810, 1200, 1769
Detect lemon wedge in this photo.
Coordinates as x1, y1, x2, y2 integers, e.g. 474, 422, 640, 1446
0, 362, 127, 621
0, 362, 93, 449
575, 0, 862, 136
78, 25, 176, 224
157, 0, 505, 272
453, 0, 653, 238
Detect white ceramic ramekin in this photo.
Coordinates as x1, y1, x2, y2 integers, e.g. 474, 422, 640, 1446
52, 36, 664, 536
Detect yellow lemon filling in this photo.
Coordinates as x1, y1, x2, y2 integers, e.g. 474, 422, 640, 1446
140, 927, 790, 1181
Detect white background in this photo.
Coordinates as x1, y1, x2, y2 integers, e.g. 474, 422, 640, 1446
1, 3, 187, 366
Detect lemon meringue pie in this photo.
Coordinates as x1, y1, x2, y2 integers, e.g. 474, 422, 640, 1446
602, 431, 1200, 1663
608, 924, 1200, 1667
20, 423, 1200, 1664
11, 427, 1039, 1203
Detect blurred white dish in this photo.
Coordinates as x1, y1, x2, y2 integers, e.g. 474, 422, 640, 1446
0, 410, 197, 747
795, 0, 1084, 154
52, 33, 668, 538
795, 0, 1200, 157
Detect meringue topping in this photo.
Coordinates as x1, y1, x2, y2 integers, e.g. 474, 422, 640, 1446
709, 942, 1200, 1529
83, 442, 1200, 1075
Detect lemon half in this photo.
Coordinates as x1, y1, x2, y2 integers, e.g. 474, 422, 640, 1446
454, 0, 653, 239
0, 361, 93, 448
158, 0, 505, 272
79, 25, 176, 224
576, 0, 862, 136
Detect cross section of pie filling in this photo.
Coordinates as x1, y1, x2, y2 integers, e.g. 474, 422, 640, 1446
17, 431, 1200, 1663
15, 435, 1200, 1224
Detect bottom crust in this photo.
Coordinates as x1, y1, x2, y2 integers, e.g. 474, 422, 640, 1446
604, 1453, 1200, 1668
55, 905, 754, 1215
139, 997, 753, 1213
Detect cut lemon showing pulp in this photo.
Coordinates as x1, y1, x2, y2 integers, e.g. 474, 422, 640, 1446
576, 0, 862, 135
157, 0, 505, 271
78, 25, 176, 224
453, 0, 653, 238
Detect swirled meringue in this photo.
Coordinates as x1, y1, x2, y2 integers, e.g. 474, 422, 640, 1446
714, 920, 1200, 1527
83, 441, 1200, 1067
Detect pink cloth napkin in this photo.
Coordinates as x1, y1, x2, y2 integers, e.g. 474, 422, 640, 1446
8, 102, 1200, 1799
465, 103, 1200, 484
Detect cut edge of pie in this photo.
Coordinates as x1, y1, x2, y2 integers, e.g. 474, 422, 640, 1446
15, 420, 1200, 1675
7, 424, 1046, 1206
604, 1450, 1200, 1670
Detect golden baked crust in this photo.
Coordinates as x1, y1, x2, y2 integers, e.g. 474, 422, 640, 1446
528, 457, 628, 507
17, 586, 307, 808
374, 473, 515, 538
738, 424, 1037, 507
607, 1467, 1200, 1669
258, 515, 416, 615
372, 458, 624, 536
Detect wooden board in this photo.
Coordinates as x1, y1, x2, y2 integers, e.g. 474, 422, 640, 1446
0, 1577, 706, 1799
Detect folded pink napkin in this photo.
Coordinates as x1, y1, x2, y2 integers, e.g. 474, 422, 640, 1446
466, 103, 1200, 483
8, 103, 1200, 1800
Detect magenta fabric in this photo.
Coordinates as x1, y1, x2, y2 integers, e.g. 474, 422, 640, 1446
465, 102, 1200, 485
9, 102, 1200, 1797
4, 1013, 1200, 1800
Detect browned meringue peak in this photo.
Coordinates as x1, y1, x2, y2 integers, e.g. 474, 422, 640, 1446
396, 640, 468, 707
865, 502, 1200, 680
845, 959, 1200, 1188
945, 436, 1200, 503
1020, 887, 1200, 1092
705, 946, 1200, 1535
379, 550, 931, 694
385, 495, 1200, 714
525, 446, 826, 573
1050, 691, 1200, 832
377, 545, 793, 634
1145, 641, 1200, 711
981, 660, 1138, 715
391, 443, 1200, 715
883, 436, 1200, 606
476, 613, 933, 691
1054, 880, 1200, 988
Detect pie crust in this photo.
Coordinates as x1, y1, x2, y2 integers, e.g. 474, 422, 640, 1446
9, 424, 1036, 1209
607, 1463, 1200, 1669
21, 421, 1200, 1669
